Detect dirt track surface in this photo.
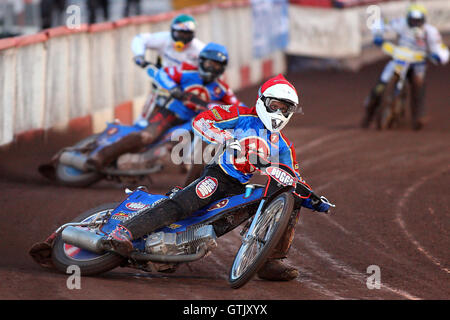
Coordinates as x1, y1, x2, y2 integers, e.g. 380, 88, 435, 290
0, 60, 449, 300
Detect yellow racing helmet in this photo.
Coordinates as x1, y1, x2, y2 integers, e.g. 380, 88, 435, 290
406, 3, 427, 28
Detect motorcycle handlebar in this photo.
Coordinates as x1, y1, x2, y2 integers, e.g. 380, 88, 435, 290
212, 145, 335, 208
139, 60, 210, 111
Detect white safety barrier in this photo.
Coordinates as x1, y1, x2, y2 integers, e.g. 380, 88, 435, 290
7, 0, 449, 146
287, 0, 450, 58
0, 38, 16, 145
15, 34, 47, 135
0, 0, 287, 146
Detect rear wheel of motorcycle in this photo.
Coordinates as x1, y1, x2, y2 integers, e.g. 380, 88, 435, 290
52, 203, 125, 276
228, 192, 294, 289
55, 134, 102, 187
55, 164, 102, 188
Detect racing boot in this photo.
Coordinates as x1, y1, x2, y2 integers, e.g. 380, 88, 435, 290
100, 225, 134, 257
29, 232, 58, 268
361, 82, 385, 128
410, 75, 426, 131
257, 258, 299, 281
86, 132, 145, 171
412, 118, 425, 131
257, 210, 300, 281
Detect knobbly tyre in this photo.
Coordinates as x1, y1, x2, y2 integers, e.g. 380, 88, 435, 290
38, 61, 209, 188
374, 41, 430, 130
29, 150, 334, 289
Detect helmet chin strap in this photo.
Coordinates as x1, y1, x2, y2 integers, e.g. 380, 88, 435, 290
174, 41, 186, 52
271, 118, 284, 130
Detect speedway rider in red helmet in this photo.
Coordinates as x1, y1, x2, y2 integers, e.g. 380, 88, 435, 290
101, 74, 332, 281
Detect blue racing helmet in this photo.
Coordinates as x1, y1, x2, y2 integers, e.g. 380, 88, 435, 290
198, 42, 228, 83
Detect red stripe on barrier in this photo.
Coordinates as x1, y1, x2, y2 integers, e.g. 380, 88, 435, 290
130, 11, 176, 25
0, 37, 17, 50
68, 115, 93, 134
114, 101, 134, 125
45, 25, 89, 38
184, 4, 212, 14
240, 65, 251, 88
289, 0, 333, 8
218, 0, 250, 9
262, 59, 273, 80
114, 18, 132, 28
15, 33, 48, 48
89, 22, 115, 33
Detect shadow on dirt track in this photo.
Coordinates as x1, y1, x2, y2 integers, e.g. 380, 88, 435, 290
0, 61, 449, 300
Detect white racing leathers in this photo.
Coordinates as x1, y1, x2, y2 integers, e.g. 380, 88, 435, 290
375, 18, 449, 82
131, 31, 206, 68
362, 18, 449, 129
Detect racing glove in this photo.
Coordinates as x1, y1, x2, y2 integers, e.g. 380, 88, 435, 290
301, 196, 332, 213
133, 55, 148, 68
429, 53, 441, 65
373, 35, 384, 47
225, 138, 242, 157
169, 86, 186, 100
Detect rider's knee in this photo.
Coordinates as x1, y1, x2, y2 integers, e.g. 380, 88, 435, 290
411, 74, 425, 88
373, 81, 386, 96
140, 131, 155, 144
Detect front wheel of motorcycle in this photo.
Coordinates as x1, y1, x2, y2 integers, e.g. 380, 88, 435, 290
52, 202, 125, 276
228, 192, 294, 289
376, 74, 400, 130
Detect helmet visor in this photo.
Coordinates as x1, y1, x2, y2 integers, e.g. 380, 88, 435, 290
199, 58, 226, 82
407, 10, 425, 28
201, 59, 225, 75
172, 30, 194, 44
263, 97, 300, 117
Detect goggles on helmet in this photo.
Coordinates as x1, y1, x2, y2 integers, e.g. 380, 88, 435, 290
172, 30, 194, 44
261, 96, 300, 117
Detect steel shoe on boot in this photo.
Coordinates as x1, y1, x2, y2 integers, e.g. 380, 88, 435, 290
361, 82, 386, 129
412, 118, 426, 131
257, 259, 299, 281
101, 225, 134, 257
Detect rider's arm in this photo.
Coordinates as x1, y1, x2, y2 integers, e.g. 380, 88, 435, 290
278, 137, 329, 212
155, 63, 201, 100
278, 133, 303, 182
153, 68, 178, 90
371, 17, 403, 46
151, 64, 187, 91
131, 32, 168, 57
216, 79, 246, 107
192, 105, 242, 144
426, 25, 449, 65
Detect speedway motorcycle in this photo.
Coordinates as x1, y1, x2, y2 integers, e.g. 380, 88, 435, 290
29, 150, 334, 289
38, 62, 208, 188
375, 41, 428, 130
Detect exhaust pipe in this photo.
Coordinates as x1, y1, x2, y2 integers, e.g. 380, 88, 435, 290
62, 226, 105, 254
130, 244, 208, 263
